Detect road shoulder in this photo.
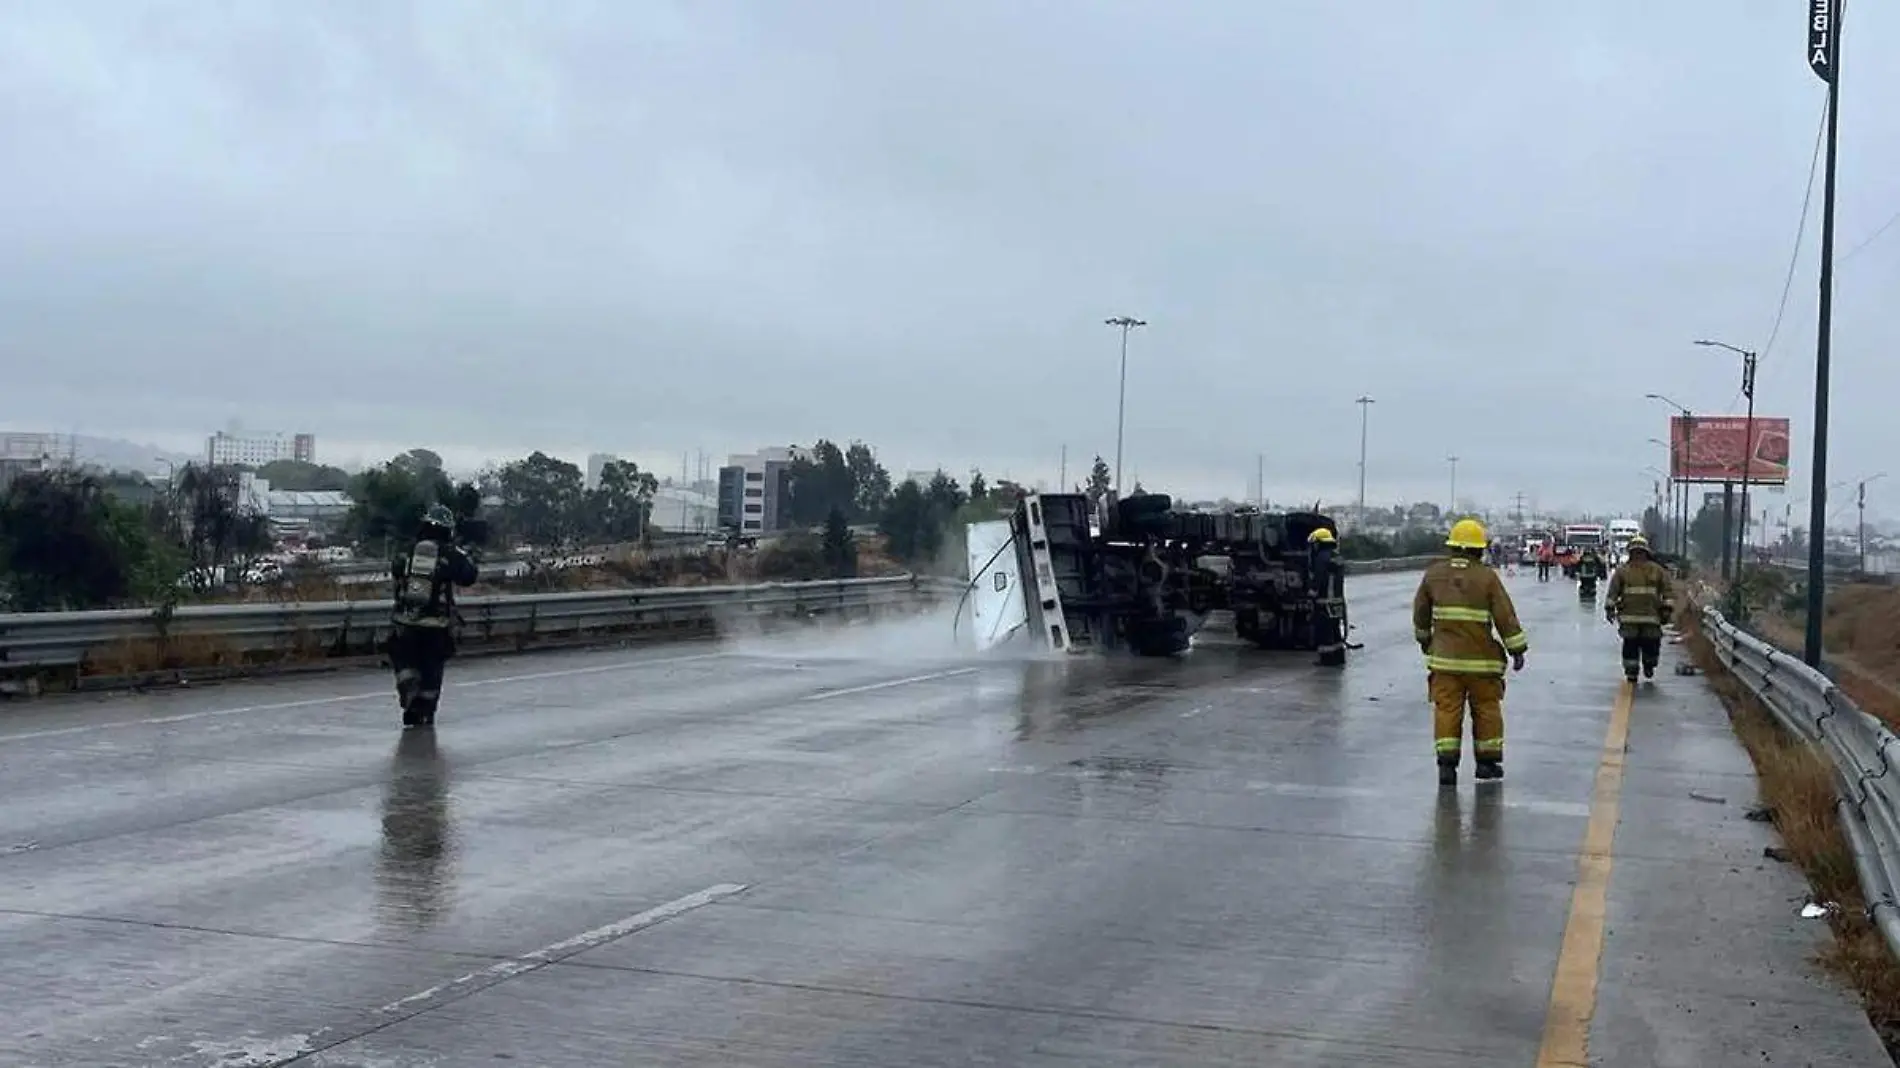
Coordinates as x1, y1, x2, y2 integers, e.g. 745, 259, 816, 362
1588, 645, 1889, 1066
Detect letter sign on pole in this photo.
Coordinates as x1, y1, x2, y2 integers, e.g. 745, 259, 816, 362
1810, 0, 1835, 83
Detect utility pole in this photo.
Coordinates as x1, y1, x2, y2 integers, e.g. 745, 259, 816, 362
1513, 492, 1527, 527
1104, 316, 1147, 492
1447, 455, 1459, 517
1806, 0, 1842, 666
1355, 396, 1375, 527
1858, 474, 1886, 573
1256, 453, 1265, 510
1059, 444, 1067, 491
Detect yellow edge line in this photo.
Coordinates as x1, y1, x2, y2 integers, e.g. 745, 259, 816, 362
1535, 680, 1635, 1068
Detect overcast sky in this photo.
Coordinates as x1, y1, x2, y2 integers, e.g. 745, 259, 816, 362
3, 1, 1897, 517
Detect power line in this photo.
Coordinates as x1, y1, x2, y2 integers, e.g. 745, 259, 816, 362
1840, 204, 1900, 265
1761, 98, 1829, 363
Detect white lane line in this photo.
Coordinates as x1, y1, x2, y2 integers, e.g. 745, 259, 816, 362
800, 668, 980, 702
454, 651, 730, 688
376, 883, 747, 1016
0, 651, 735, 744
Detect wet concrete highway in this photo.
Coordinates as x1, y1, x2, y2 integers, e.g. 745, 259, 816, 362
0, 572, 1887, 1066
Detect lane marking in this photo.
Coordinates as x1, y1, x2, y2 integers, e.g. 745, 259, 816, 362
454, 651, 729, 688
800, 668, 980, 702
0, 651, 734, 744
1535, 681, 1634, 1068
375, 883, 747, 1017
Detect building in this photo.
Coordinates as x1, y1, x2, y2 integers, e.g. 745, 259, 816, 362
0, 432, 69, 490
586, 452, 617, 491
206, 429, 314, 468
650, 485, 718, 534
235, 472, 352, 533
717, 446, 807, 535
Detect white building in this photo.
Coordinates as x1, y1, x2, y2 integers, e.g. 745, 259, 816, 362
649, 486, 718, 534
235, 472, 352, 529
717, 446, 809, 534
207, 429, 315, 467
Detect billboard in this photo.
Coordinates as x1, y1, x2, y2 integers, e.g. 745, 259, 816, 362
1670, 415, 1791, 485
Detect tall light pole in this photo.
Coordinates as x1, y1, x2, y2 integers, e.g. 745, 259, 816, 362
1355, 395, 1375, 526
1446, 455, 1459, 517
1696, 339, 1760, 584
1646, 393, 1695, 561
1104, 316, 1147, 492
1860, 473, 1887, 574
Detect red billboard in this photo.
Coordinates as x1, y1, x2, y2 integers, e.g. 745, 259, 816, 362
1670, 415, 1790, 484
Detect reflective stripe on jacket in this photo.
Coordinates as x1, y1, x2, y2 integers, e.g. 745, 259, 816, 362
1413, 555, 1528, 675
1608, 558, 1674, 625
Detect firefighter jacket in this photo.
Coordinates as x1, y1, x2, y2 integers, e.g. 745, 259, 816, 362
1412, 555, 1529, 675
1576, 555, 1607, 581
1607, 558, 1674, 625
392, 538, 478, 628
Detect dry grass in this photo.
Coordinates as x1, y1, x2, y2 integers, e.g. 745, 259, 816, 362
1681, 608, 1900, 1040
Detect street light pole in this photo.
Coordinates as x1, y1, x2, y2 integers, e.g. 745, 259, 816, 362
1355, 396, 1375, 527
1104, 316, 1147, 493
1696, 340, 1760, 584
1646, 393, 1695, 561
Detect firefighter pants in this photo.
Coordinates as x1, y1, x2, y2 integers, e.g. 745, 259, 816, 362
1619, 623, 1663, 677
390, 624, 456, 721
1430, 671, 1505, 764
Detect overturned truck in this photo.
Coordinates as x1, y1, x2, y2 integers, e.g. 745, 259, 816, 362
963, 492, 1349, 661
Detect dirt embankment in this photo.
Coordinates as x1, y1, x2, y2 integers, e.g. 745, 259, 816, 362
1756, 582, 1900, 732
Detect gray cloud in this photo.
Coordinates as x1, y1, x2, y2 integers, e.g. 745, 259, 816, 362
3, 0, 1897, 515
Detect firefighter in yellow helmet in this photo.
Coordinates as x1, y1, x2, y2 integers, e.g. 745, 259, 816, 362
1413, 517, 1528, 785
1606, 534, 1675, 682
1306, 526, 1345, 665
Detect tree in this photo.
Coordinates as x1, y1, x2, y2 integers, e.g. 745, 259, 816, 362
0, 471, 180, 611
168, 463, 269, 569
390, 449, 445, 479
1086, 456, 1112, 504
786, 440, 855, 526
968, 471, 988, 504
879, 480, 943, 566
345, 455, 454, 552
580, 459, 657, 544
821, 507, 857, 577
257, 459, 353, 492
844, 441, 892, 519
924, 471, 966, 515
495, 452, 586, 549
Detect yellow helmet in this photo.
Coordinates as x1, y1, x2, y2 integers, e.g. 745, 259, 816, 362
1446, 517, 1488, 550
1628, 535, 1651, 554
1308, 527, 1337, 545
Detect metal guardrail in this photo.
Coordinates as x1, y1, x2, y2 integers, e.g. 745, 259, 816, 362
1701, 607, 1900, 957
0, 576, 942, 678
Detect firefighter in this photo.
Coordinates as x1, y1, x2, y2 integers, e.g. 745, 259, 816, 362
1574, 547, 1608, 601
1307, 527, 1346, 665
389, 504, 479, 728
1414, 518, 1529, 785
1536, 542, 1555, 582
1606, 535, 1674, 682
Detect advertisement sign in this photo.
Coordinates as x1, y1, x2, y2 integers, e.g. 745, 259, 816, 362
1810, 0, 1837, 83
1671, 416, 1791, 484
